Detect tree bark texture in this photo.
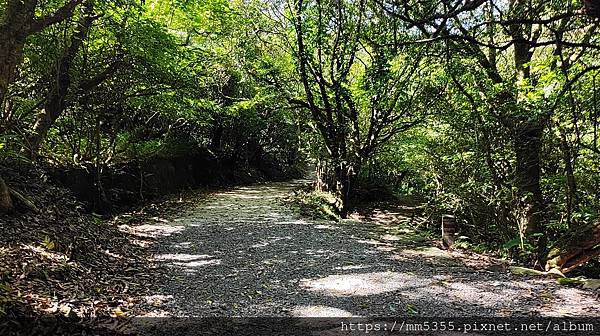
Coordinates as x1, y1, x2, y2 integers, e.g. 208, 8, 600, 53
0, 0, 37, 107
514, 121, 544, 235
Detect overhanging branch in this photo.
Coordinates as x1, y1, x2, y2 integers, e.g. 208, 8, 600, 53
29, 0, 84, 34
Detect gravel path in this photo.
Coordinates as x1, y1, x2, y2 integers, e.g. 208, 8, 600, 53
135, 180, 600, 318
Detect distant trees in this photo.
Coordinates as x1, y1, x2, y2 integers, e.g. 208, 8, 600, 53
2, 0, 600, 270
275, 0, 439, 215
0, 0, 302, 213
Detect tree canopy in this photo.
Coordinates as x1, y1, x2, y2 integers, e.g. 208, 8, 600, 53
1, 0, 600, 267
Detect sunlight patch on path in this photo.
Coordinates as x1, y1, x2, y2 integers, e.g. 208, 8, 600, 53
314, 224, 337, 229
154, 253, 221, 273
300, 272, 424, 296
399, 246, 450, 258
171, 241, 194, 249
291, 305, 355, 317
155, 253, 214, 261
334, 265, 371, 271
122, 223, 185, 238
542, 288, 600, 317
416, 282, 515, 308
134, 180, 600, 318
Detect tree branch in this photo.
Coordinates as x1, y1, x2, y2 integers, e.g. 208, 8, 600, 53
29, 0, 83, 34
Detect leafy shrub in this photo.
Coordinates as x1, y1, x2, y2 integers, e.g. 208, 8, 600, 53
291, 189, 341, 221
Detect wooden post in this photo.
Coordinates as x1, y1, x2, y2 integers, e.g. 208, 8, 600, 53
442, 214, 457, 248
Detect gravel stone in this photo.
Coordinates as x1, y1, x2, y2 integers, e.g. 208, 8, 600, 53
135, 181, 600, 318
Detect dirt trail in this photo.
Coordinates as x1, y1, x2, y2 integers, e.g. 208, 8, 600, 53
134, 180, 600, 318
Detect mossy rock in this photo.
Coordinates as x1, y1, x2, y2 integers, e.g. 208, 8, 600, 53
557, 277, 600, 290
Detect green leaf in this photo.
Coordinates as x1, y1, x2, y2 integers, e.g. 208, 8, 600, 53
502, 237, 521, 250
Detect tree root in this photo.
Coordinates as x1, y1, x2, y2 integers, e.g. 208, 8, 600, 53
0, 175, 13, 214
508, 266, 565, 278
9, 188, 40, 214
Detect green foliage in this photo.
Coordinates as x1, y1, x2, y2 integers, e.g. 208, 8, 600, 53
292, 190, 342, 221
1, 0, 302, 175
40, 236, 55, 251
1, 0, 600, 269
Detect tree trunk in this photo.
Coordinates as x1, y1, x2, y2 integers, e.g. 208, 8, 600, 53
584, 0, 600, 19
210, 122, 223, 152
0, 174, 14, 214
0, 0, 37, 107
546, 220, 600, 273
558, 127, 577, 226
28, 1, 96, 158
334, 161, 356, 218
514, 121, 544, 235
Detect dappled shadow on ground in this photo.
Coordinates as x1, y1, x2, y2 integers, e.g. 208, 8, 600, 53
130, 181, 600, 319
0, 193, 156, 320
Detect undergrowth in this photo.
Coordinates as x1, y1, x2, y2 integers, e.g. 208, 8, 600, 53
289, 188, 342, 221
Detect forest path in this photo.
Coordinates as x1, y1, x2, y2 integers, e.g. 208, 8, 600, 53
134, 180, 600, 318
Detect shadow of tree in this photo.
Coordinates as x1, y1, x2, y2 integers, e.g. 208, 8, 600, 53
135, 181, 600, 321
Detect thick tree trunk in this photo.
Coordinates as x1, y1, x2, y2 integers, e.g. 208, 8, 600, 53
0, 0, 37, 107
0, 174, 14, 214
514, 121, 544, 235
546, 221, 600, 273
0, 38, 24, 108
333, 161, 356, 218
1, 0, 81, 138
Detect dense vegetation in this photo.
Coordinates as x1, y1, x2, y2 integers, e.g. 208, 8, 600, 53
1, 0, 600, 273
